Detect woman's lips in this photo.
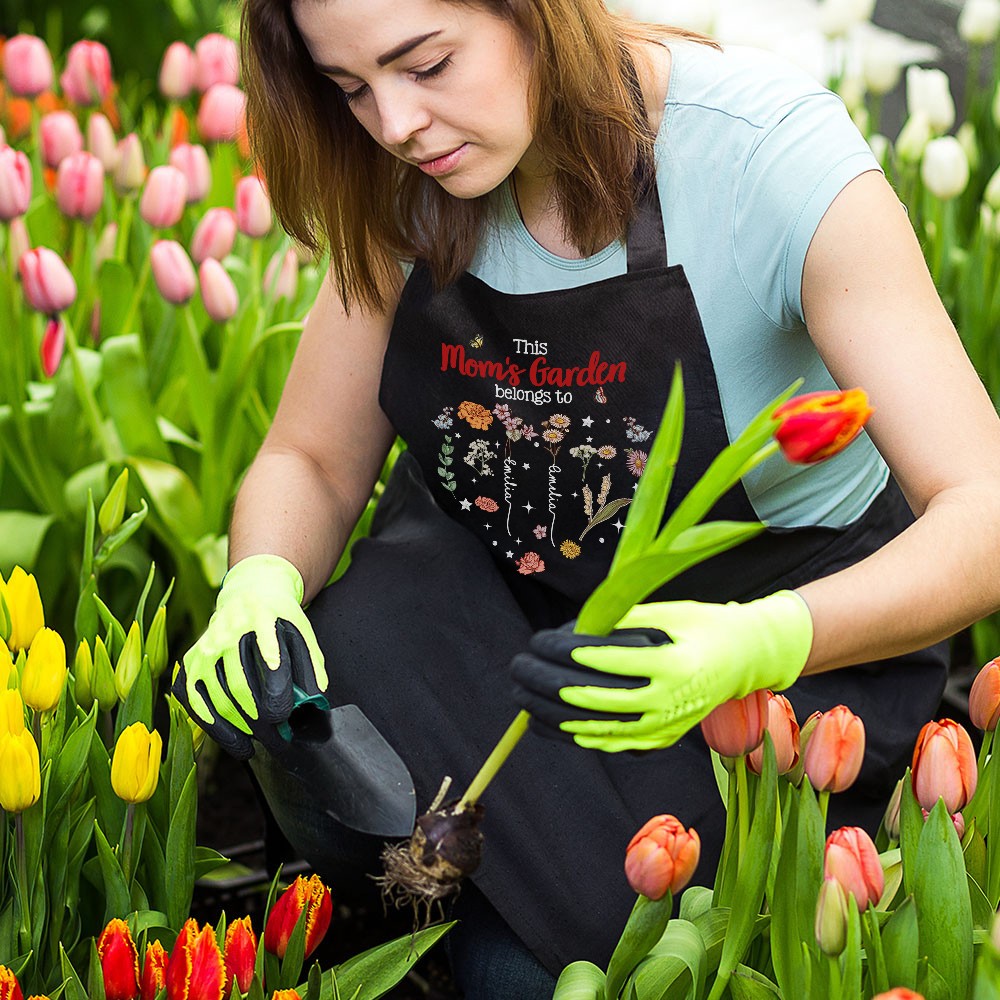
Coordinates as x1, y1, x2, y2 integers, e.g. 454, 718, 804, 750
416, 144, 468, 176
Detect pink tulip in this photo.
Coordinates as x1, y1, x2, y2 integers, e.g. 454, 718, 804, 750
802, 705, 866, 793
700, 690, 768, 758
624, 815, 701, 901
40, 111, 83, 169
3, 34, 54, 97
159, 42, 197, 100
60, 40, 113, 106
920, 807, 966, 839
969, 657, 1000, 732
19, 247, 77, 313
911, 718, 977, 814
199, 258, 239, 322
264, 248, 299, 300
139, 165, 188, 229
86, 113, 120, 173
196, 83, 245, 142
194, 34, 239, 92
150, 240, 196, 305
235, 175, 272, 238
169, 144, 211, 203
190, 207, 237, 264
823, 826, 884, 911
40, 317, 66, 377
56, 152, 105, 222
0, 147, 32, 221
748, 691, 800, 775
113, 133, 145, 193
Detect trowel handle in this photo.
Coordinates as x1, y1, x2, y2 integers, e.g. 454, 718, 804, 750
277, 684, 331, 742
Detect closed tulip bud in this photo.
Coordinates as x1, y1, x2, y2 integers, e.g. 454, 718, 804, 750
223, 918, 257, 995
111, 721, 162, 804
906, 66, 955, 134
169, 144, 211, 203
56, 151, 105, 222
0, 966, 24, 1000
0, 729, 40, 812
960, 0, 1000, 44
19, 247, 77, 314
159, 42, 197, 100
921, 136, 970, 200
3, 35, 54, 97
896, 113, 933, 165
194, 34, 239, 92
74, 639, 95, 710
140, 942, 168, 1000
814, 876, 849, 956
191, 208, 237, 264
0, 690, 26, 737
22, 626, 67, 712
264, 249, 299, 300
40, 111, 83, 169
957, 121, 980, 174
199, 259, 240, 323
969, 657, 1000, 731
99, 468, 129, 535
4, 568, 44, 653
235, 176, 272, 238
920, 806, 966, 839
166, 919, 226, 1000
95, 223, 118, 270
882, 777, 904, 840
0, 146, 32, 221
271, 993, 301, 1000
869, 133, 891, 166
861, 36, 902, 96
40, 317, 66, 377
263, 875, 333, 959
8, 219, 30, 270
700, 690, 768, 758
86, 113, 120, 173
145, 606, 168, 680
114, 621, 144, 701
818, 0, 875, 38
872, 990, 926, 1000
151, 241, 197, 305
773, 389, 873, 465
748, 692, 800, 775
92, 635, 117, 711
623, 814, 701, 901
197, 83, 246, 143
911, 718, 977, 813
114, 134, 146, 193
98, 920, 140, 1000
140, 165, 188, 229
824, 826, 884, 910
60, 40, 113, 107
802, 705, 866, 793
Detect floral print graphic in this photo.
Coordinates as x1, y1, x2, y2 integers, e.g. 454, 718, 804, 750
433, 406, 454, 430
493, 403, 537, 442
475, 496, 499, 512
464, 439, 497, 476
597, 445, 617, 460
458, 400, 493, 430
626, 448, 648, 477
516, 552, 546, 575
560, 540, 582, 559
533, 525, 547, 539
624, 416, 652, 442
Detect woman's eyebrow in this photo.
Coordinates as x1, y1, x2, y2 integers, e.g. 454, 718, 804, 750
314, 30, 443, 75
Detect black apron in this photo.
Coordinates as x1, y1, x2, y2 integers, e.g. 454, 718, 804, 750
305, 179, 948, 974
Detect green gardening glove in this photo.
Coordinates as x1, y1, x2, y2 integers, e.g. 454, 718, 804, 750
173, 554, 328, 759
511, 590, 813, 752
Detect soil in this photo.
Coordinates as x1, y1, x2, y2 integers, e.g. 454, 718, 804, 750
193, 748, 460, 999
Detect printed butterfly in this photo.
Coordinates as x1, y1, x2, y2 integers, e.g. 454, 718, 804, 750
595, 386, 607, 404
470, 334, 484, 348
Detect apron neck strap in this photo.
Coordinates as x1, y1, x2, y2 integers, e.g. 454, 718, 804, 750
626, 178, 667, 273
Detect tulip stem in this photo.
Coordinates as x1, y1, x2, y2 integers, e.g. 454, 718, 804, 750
15, 813, 31, 948
735, 754, 750, 860
458, 710, 530, 809
63, 316, 119, 461
32, 712, 41, 760
121, 252, 150, 337
122, 802, 135, 885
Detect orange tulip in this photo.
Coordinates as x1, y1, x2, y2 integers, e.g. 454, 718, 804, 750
748, 692, 800, 775
0, 966, 23, 1000
223, 917, 257, 995
802, 705, 865, 793
263, 875, 332, 960
969, 657, 1000, 731
824, 826, 884, 911
872, 991, 926, 1000
699, 690, 768, 758
165, 919, 225, 1000
140, 942, 168, 1000
97, 919, 140, 1000
911, 719, 977, 814
624, 814, 701, 901
270, 993, 301, 1000
773, 388, 873, 464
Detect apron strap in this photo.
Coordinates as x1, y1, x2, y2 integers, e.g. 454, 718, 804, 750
625, 178, 668, 273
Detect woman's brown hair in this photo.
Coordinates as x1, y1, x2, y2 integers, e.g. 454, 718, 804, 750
242, 0, 717, 313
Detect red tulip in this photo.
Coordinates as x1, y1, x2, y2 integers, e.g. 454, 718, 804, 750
40, 111, 83, 169
872, 990, 926, 1000
969, 657, 1000, 731
624, 814, 701, 901
824, 826, 884, 911
802, 705, 865, 793
223, 917, 257, 995
264, 249, 299, 300
140, 165, 188, 229
0, 146, 32, 221
235, 175, 272, 238
700, 690, 768, 758
19, 248, 77, 314
140, 942, 168, 1000
56, 151, 105, 222
60, 40, 113, 106
169, 144, 211, 203
191, 208, 237, 264
159, 43, 197, 100
200, 259, 239, 322
166, 919, 225, 1000
3, 35, 54, 97
748, 692, 800, 775
0, 966, 23, 1000
97, 919, 140, 1000
197, 84, 245, 143
150, 241, 197, 305
40, 317, 65, 377
773, 388, 873, 464
194, 35, 239, 92
911, 718, 977, 814
263, 875, 333, 960
86, 112, 120, 173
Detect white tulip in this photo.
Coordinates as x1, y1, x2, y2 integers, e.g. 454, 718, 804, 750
861, 37, 903, 96
983, 165, 1000, 211
906, 66, 956, 134
956, 121, 980, 173
818, 0, 877, 37
868, 133, 891, 165
895, 111, 933, 163
921, 136, 970, 200
959, 0, 1000, 45
626, 0, 717, 32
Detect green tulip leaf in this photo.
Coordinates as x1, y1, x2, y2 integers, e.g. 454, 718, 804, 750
965, 821, 988, 891
678, 885, 713, 923
47, 704, 97, 819
692, 906, 731, 971
141, 825, 168, 913
97, 260, 135, 341
87, 735, 126, 856
0, 510, 56, 573
61, 943, 89, 1000
605, 893, 674, 1000
969, 872, 995, 930
88, 938, 107, 1000
194, 846, 230, 880
729, 965, 781, 999
637, 918, 708, 1000
95, 502, 150, 571
900, 770, 924, 896
164, 766, 197, 930
94, 821, 131, 926
279, 903, 310, 991
131, 457, 207, 548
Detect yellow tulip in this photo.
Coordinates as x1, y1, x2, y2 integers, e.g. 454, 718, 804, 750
145, 606, 168, 680
4, 567, 44, 653
0, 690, 25, 738
21, 627, 67, 712
114, 622, 143, 701
110, 722, 162, 804
0, 729, 41, 812
74, 640, 94, 710
92, 637, 117, 712
0, 640, 13, 689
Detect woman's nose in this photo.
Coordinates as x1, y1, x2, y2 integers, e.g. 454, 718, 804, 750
376, 87, 431, 147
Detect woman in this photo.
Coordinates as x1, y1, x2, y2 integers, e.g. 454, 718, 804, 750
173, 0, 1000, 994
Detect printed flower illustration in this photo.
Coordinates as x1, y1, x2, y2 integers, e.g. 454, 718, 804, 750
494, 403, 526, 441
624, 416, 652, 442
458, 400, 493, 430
433, 405, 454, 430
464, 439, 497, 476
522, 425, 538, 440
570, 443, 597, 479
597, 445, 617, 459
542, 429, 565, 444
548, 413, 571, 430
560, 540, 582, 559
515, 552, 546, 575
626, 448, 648, 477
475, 496, 499, 512
533, 525, 547, 539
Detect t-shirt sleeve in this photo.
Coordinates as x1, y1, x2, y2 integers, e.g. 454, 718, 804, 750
733, 89, 881, 329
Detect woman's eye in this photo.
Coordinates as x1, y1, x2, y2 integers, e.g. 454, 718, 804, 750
413, 55, 452, 81
342, 84, 369, 105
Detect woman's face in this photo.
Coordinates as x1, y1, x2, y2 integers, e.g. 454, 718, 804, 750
291, 0, 537, 198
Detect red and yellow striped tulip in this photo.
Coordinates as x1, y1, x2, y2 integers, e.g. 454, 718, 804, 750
141, 941, 169, 1000
223, 917, 257, 995
166, 919, 225, 1000
773, 388, 873, 465
263, 875, 332, 960
97, 919, 140, 1000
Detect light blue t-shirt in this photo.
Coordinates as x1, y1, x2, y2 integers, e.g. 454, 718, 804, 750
469, 41, 887, 528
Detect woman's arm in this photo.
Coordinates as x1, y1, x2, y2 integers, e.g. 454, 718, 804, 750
797, 169, 1000, 673
228, 269, 401, 601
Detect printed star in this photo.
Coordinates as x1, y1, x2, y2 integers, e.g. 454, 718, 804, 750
581, 416, 594, 427
533, 442, 540, 447
572, 492, 579, 498
515, 538, 522, 544
484, 523, 492, 530
613, 519, 625, 532
586, 437, 593, 443
459, 498, 472, 511
493, 541, 498, 547
597, 463, 603, 468
455, 433, 462, 438
606, 418, 611, 423
523, 501, 534, 513
632, 483, 639, 491
522, 462, 530, 470
506, 550, 514, 559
